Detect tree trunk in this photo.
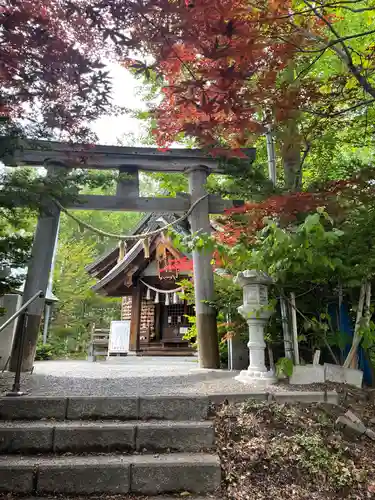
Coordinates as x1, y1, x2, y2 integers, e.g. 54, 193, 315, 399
278, 62, 302, 191
343, 281, 368, 368
280, 295, 293, 360
290, 292, 300, 365
267, 344, 275, 372
350, 281, 372, 369
280, 119, 302, 191
351, 281, 372, 368
323, 336, 340, 365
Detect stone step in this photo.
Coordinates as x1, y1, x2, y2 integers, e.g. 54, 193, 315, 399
0, 392, 339, 422
0, 420, 214, 453
16, 497, 217, 500
0, 395, 209, 421
0, 453, 221, 495
137, 350, 195, 356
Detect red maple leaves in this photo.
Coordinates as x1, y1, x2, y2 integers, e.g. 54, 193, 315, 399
113, 0, 331, 151
217, 171, 375, 247
1, 0, 111, 140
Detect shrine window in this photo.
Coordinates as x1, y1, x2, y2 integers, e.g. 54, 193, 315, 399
166, 303, 194, 327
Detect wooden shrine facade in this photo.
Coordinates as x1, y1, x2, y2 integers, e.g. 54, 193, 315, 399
86, 214, 196, 355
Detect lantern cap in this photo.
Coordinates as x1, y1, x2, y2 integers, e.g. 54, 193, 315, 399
234, 270, 273, 287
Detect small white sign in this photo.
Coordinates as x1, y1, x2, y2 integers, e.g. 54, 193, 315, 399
180, 327, 189, 334
108, 320, 131, 354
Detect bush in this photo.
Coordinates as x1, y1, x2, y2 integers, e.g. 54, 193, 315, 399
35, 342, 55, 360
276, 356, 294, 377
219, 340, 228, 366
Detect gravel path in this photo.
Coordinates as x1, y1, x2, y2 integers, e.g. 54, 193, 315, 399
0, 357, 299, 397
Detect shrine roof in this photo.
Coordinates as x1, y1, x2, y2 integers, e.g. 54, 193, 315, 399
86, 212, 189, 278
91, 231, 187, 296
91, 238, 146, 294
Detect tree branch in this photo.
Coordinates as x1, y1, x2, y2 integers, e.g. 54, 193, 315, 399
274, 28, 375, 56
300, 144, 311, 171
301, 0, 375, 99
293, 49, 328, 82
318, 1, 375, 13
302, 99, 375, 117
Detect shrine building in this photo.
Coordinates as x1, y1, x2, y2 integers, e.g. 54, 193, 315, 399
86, 213, 200, 356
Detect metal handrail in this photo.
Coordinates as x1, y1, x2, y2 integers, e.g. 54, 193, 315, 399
0, 290, 44, 334
3, 289, 45, 396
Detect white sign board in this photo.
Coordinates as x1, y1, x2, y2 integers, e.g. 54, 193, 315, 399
108, 320, 131, 354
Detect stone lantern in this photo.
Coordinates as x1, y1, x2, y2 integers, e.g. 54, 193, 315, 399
234, 270, 277, 386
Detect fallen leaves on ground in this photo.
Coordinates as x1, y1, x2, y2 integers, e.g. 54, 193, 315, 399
215, 394, 375, 500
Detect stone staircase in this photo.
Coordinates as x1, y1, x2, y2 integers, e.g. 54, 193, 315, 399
0, 395, 221, 496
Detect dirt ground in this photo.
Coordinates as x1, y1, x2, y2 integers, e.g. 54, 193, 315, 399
0, 496, 216, 499
215, 384, 375, 500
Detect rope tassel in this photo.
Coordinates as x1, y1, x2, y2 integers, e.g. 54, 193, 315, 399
118, 240, 127, 262
142, 237, 150, 259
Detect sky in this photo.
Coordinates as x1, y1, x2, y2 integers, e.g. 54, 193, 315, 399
91, 63, 149, 147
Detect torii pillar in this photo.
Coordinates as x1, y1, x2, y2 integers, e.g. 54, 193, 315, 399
9, 166, 61, 372
188, 166, 220, 369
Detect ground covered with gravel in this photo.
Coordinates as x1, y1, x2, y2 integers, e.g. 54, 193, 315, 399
0, 358, 341, 397
0, 358, 256, 396
215, 388, 375, 500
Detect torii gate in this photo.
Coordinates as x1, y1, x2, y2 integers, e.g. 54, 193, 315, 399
7, 140, 255, 371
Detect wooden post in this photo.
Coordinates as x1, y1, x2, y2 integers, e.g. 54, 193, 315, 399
280, 296, 293, 360
118, 165, 140, 352
154, 303, 161, 341
9, 166, 61, 372
188, 166, 220, 369
129, 282, 142, 352
290, 292, 300, 365
42, 223, 59, 345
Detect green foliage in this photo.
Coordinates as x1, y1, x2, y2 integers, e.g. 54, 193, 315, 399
210, 155, 275, 200
187, 211, 343, 285
176, 278, 195, 305
178, 273, 247, 366
35, 342, 55, 361
0, 166, 120, 295
245, 211, 343, 284
301, 312, 351, 355
145, 172, 188, 197
336, 205, 375, 284
219, 341, 229, 366
58, 176, 143, 255
48, 211, 126, 356
182, 314, 197, 348
357, 320, 375, 351
275, 357, 294, 378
